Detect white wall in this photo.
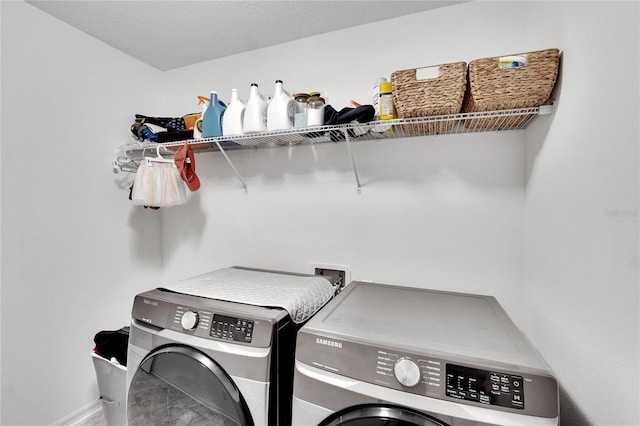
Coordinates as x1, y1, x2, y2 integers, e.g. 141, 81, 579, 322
0, 2, 4, 422
1, 2, 165, 425
523, 2, 639, 425
1, 1, 638, 425
158, 1, 537, 322
161, 132, 526, 312
158, 2, 639, 425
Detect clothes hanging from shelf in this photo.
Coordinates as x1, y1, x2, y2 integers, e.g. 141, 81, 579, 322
173, 140, 201, 192
130, 146, 187, 208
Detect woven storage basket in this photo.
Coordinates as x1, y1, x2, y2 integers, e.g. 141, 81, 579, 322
462, 48, 560, 130
391, 61, 467, 135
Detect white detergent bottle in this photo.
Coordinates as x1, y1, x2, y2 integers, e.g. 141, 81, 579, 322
243, 83, 268, 133
222, 88, 246, 136
267, 80, 295, 131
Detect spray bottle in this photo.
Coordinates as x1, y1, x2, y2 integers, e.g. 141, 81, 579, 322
193, 95, 209, 139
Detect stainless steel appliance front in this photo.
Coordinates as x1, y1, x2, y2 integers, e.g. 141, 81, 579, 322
292, 281, 559, 426
127, 288, 294, 426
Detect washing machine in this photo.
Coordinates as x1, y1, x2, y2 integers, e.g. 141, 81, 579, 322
292, 281, 559, 426
126, 267, 337, 426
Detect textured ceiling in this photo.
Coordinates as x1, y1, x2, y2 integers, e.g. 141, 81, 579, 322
26, 1, 465, 71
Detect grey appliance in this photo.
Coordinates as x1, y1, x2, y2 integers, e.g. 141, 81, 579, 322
126, 267, 337, 426
292, 281, 559, 426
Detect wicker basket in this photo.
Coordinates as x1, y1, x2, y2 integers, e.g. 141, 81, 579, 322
462, 48, 560, 130
391, 61, 467, 135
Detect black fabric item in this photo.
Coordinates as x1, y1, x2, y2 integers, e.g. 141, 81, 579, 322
94, 326, 130, 366
155, 130, 194, 142
135, 114, 187, 131
323, 105, 375, 125
303, 105, 376, 142
130, 122, 193, 143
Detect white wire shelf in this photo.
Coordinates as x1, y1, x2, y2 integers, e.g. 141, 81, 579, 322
114, 105, 553, 193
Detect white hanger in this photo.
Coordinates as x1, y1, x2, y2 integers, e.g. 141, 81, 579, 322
144, 145, 175, 165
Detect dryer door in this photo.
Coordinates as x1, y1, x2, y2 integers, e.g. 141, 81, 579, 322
128, 345, 253, 426
319, 404, 449, 426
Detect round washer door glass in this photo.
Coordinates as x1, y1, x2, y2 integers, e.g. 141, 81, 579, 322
319, 405, 448, 426
128, 345, 253, 426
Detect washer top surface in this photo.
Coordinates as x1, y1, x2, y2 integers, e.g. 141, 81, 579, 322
304, 281, 547, 371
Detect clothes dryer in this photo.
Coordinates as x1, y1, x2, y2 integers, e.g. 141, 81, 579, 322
292, 281, 559, 426
126, 267, 337, 426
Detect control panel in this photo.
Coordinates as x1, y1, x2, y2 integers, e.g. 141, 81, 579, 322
446, 364, 524, 410
210, 314, 254, 343
295, 330, 558, 417
132, 294, 260, 344
172, 307, 254, 343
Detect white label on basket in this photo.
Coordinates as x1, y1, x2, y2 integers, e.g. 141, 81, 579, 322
416, 66, 441, 80
498, 55, 527, 69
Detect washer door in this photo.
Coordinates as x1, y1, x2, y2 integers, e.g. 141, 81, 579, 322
319, 404, 449, 426
128, 345, 253, 426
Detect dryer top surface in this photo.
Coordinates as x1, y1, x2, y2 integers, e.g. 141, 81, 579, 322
160, 267, 337, 323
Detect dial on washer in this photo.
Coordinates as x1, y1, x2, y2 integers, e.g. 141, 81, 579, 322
394, 358, 421, 387
181, 311, 199, 330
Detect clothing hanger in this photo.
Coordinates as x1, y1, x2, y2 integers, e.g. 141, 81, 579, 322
113, 155, 140, 174
112, 148, 142, 174
144, 145, 175, 165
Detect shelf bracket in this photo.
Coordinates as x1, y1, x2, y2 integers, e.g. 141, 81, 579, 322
344, 129, 362, 194
210, 140, 248, 194
538, 104, 555, 115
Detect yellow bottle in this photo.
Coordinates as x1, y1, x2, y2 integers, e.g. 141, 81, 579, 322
379, 81, 396, 120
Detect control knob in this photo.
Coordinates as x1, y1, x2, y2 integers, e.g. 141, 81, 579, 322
394, 358, 421, 387
181, 311, 199, 330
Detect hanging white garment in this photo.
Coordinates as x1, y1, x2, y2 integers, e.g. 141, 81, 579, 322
132, 158, 187, 207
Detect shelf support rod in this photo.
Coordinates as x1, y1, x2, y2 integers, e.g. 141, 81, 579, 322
210, 140, 248, 194
344, 129, 362, 194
